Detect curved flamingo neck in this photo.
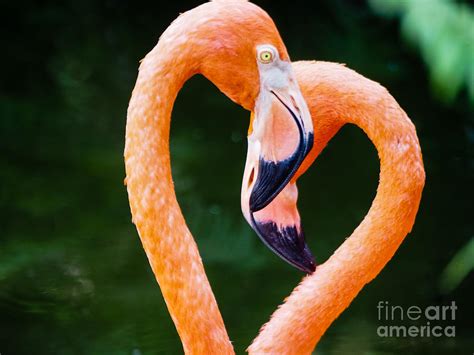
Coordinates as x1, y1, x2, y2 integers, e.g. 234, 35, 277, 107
124, 13, 234, 355
249, 61, 425, 354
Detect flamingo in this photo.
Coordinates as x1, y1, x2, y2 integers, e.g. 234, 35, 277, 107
124, 1, 425, 354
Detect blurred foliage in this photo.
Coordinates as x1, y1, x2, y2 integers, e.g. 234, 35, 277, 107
439, 237, 474, 293
369, 0, 474, 105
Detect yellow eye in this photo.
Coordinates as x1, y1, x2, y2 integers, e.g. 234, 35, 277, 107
258, 49, 274, 64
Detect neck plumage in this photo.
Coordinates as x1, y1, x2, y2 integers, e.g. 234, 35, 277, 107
249, 61, 425, 354
124, 12, 234, 355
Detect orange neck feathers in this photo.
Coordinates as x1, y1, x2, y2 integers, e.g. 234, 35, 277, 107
125, 2, 287, 353
125, 2, 425, 354
248, 61, 425, 353
125, 5, 229, 355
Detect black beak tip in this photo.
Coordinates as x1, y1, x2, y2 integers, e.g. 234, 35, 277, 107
291, 244, 316, 274
251, 218, 316, 274
298, 247, 317, 274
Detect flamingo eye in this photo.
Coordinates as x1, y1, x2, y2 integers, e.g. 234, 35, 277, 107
258, 47, 276, 64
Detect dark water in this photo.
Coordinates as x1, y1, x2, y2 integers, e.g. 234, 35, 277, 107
1, 1, 472, 354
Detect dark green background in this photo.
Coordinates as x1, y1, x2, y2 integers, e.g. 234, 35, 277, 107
1, 0, 472, 354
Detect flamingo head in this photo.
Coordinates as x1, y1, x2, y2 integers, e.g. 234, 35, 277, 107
239, 45, 316, 273
191, 1, 315, 272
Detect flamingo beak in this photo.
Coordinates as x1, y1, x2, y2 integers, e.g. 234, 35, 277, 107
249, 183, 315, 273
245, 88, 313, 213
241, 74, 315, 273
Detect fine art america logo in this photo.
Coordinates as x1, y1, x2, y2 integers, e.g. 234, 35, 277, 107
377, 301, 457, 338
